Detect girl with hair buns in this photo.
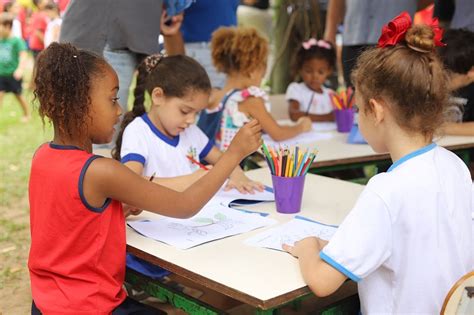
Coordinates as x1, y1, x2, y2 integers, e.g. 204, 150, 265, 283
198, 26, 312, 151
28, 43, 262, 314
283, 13, 473, 313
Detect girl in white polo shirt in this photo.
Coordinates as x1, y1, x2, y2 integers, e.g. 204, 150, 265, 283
114, 54, 263, 194
283, 13, 473, 314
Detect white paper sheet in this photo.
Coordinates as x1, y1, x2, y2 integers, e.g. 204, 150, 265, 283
128, 204, 277, 250
209, 186, 274, 207
262, 130, 333, 147
244, 216, 337, 251
277, 120, 337, 133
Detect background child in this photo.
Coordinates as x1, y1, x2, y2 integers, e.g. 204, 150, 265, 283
113, 54, 263, 194
283, 15, 472, 313
0, 12, 29, 121
198, 26, 312, 151
29, 42, 262, 314
438, 28, 474, 136
43, 2, 61, 48
286, 38, 336, 122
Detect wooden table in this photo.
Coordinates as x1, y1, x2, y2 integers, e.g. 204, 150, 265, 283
126, 168, 365, 314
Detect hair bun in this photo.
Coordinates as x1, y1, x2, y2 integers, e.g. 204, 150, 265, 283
405, 25, 435, 53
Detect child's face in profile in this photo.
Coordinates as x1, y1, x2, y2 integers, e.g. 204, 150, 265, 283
300, 58, 332, 93
155, 90, 210, 137
88, 65, 122, 144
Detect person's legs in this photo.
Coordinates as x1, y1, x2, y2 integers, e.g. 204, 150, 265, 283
103, 46, 139, 113
341, 45, 371, 87
100, 45, 140, 150
11, 77, 30, 120
185, 42, 227, 89
32, 297, 166, 315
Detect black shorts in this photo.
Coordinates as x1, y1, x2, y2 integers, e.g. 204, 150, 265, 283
0, 76, 22, 94
32, 297, 166, 314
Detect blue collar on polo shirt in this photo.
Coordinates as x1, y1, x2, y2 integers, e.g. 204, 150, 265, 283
387, 142, 437, 172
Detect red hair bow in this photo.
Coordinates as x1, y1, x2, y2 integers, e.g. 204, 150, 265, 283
377, 11, 446, 48
378, 11, 412, 48
428, 17, 446, 47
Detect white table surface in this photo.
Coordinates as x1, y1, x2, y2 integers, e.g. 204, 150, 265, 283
126, 168, 365, 309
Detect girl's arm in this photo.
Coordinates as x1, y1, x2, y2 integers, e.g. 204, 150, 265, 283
289, 100, 335, 122
123, 161, 207, 192
204, 146, 264, 193
85, 120, 262, 218
283, 237, 347, 297
240, 97, 312, 141
442, 122, 474, 136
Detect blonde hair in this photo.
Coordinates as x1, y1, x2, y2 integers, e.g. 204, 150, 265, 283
211, 27, 268, 76
352, 25, 449, 137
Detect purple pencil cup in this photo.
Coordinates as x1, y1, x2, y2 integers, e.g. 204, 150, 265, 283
271, 175, 306, 214
335, 109, 354, 133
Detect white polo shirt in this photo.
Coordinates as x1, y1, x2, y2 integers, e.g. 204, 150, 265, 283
285, 82, 333, 115
321, 144, 473, 314
120, 114, 214, 177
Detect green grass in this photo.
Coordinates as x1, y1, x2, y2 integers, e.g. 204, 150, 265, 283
0, 91, 53, 207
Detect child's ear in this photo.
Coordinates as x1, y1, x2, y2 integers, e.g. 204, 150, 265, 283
151, 87, 165, 105
368, 98, 385, 125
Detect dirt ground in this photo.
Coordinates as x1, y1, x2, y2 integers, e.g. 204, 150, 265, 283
0, 196, 33, 314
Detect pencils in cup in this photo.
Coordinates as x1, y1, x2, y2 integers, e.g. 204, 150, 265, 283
261, 142, 318, 177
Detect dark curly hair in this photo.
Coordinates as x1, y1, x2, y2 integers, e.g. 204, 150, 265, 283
34, 42, 109, 139
352, 25, 448, 138
437, 28, 474, 74
112, 54, 211, 160
293, 39, 336, 78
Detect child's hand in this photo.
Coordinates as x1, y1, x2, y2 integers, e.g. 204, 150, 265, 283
123, 203, 143, 218
282, 237, 324, 258
227, 119, 262, 158
160, 11, 183, 36
297, 117, 312, 133
225, 171, 264, 194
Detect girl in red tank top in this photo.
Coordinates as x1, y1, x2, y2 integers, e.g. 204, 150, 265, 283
28, 42, 262, 314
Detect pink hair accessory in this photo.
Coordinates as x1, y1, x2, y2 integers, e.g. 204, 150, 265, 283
302, 38, 331, 50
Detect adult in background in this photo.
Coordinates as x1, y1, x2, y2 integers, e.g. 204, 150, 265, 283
60, 0, 183, 115
323, 0, 432, 87
181, 0, 239, 89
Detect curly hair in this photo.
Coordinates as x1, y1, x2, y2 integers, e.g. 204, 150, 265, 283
352, 24, 449, 138
293, 40, 336, 76
437, 28, 474, 74
112, 54, 211, 160
34, 42, 109, 139
211, 26, 268, 76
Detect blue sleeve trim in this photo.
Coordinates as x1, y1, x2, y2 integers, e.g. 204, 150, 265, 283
199, 139, 215, 160
78, 156, 112, 213
320, 251, 361, 282
121, 153, 146, 165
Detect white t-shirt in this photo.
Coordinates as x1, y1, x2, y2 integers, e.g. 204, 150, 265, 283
120, 114, 214, 177
285, 82, 333, 115
321, 144, 473, 314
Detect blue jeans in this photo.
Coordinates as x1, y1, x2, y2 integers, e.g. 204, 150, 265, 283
97, 46, 142, 150
185, 42, 226, 89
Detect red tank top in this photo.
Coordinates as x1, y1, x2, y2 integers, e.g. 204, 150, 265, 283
28, 143, 126, 314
